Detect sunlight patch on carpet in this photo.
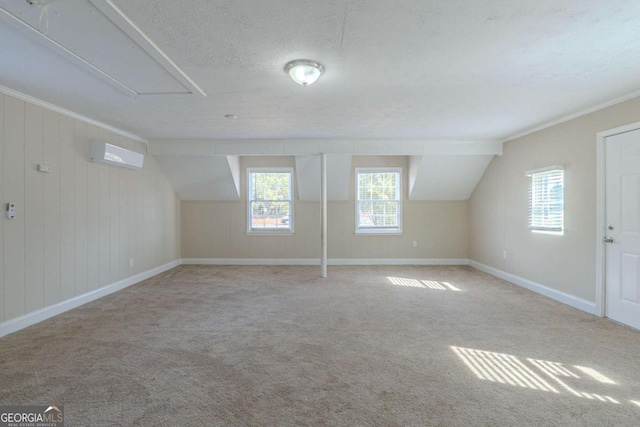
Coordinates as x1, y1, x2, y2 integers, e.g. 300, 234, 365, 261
528, 359, 619, 403
387, 277, 424, 287
441, 282, 461, 291
387, 277, 461, 291
574, 366, 616, 385
451, 346, 558, 392
452, 346, 626, 405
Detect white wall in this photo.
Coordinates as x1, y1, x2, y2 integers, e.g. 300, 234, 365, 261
0, 93, 180, 323
182, 155, 469, 261
469, 96, 640, 302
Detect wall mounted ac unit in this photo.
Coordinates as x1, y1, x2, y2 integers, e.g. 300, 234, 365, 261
89, 141, 144, 170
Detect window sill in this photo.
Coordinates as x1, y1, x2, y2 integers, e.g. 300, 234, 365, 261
356, 229, 402, 236
531, 229, 564, 236
246, 231, 294, 236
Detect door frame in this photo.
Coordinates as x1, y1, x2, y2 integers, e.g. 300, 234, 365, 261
595, 120, 640, 318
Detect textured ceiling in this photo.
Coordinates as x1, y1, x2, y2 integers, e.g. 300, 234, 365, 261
2, 0, 640, 141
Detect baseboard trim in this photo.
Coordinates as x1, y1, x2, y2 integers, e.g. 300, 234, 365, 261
181, 258, 318, 265
0, 259, 181, 339
468, 260, 597, 315
181, 258, 470, 266
329, 258, 470, 266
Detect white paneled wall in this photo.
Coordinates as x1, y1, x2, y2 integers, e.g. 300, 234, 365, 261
0, 93, 180, 323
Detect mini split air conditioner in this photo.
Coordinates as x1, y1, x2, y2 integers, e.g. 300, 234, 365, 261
89, 141, 144, 170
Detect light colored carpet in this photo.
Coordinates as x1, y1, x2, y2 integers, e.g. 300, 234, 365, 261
1, 265, 639, 426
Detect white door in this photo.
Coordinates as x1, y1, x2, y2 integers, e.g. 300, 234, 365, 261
605, 130, 640, 330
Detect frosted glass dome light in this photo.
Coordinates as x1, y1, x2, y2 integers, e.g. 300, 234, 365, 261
284, 59, 325, 86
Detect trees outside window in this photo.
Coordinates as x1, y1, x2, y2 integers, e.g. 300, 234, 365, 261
247, 168, 293, 233
356, 168, 402, 234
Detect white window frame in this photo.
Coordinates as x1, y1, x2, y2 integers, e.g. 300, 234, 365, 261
355, 167, 402, 235
526, 165, 564, 235
247, 167, 294, 235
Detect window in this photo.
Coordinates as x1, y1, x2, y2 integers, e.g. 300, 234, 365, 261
356, 168, 402, 234
526, 166, 564, 234
247, 168, 293, 233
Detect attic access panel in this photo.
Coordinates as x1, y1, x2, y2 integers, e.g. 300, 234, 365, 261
0, 0, 204, 96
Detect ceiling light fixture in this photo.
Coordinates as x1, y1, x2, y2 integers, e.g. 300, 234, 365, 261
284, 59, 324, 86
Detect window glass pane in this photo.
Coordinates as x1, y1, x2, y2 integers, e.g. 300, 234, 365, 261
251, 201, 290, 229
359, 201, 398, 227
249, 170, 292, 231
358, 172, 398, 201
529, 169, 563, 232
356, 170, 401, 231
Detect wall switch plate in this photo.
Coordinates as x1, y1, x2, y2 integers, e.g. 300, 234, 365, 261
129, 258, 134, 268
503, 250, 507, 259
412, 240, 418, 248
6, 202, 15, 219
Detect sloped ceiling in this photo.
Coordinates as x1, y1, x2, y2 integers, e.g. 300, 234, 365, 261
3, 1, 640, 201
2, 1, 640, 140
409, 155, 494, 200
156, 153, 493, 202
0, 0, 202, 97
155, 156, 240, 201
151, 141, 502, 201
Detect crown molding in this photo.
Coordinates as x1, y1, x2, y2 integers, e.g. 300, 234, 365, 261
502, 89, 640, 143
0, 84, 148, 144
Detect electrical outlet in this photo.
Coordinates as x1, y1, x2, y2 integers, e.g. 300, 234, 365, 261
129, 258, 134, 268
503, 250, 507, 260
412, 240, 418, 248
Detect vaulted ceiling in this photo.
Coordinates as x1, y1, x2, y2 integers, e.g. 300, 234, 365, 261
2, 0, 640, 200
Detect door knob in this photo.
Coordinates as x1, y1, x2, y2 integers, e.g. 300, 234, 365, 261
603, 237, 614, 243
